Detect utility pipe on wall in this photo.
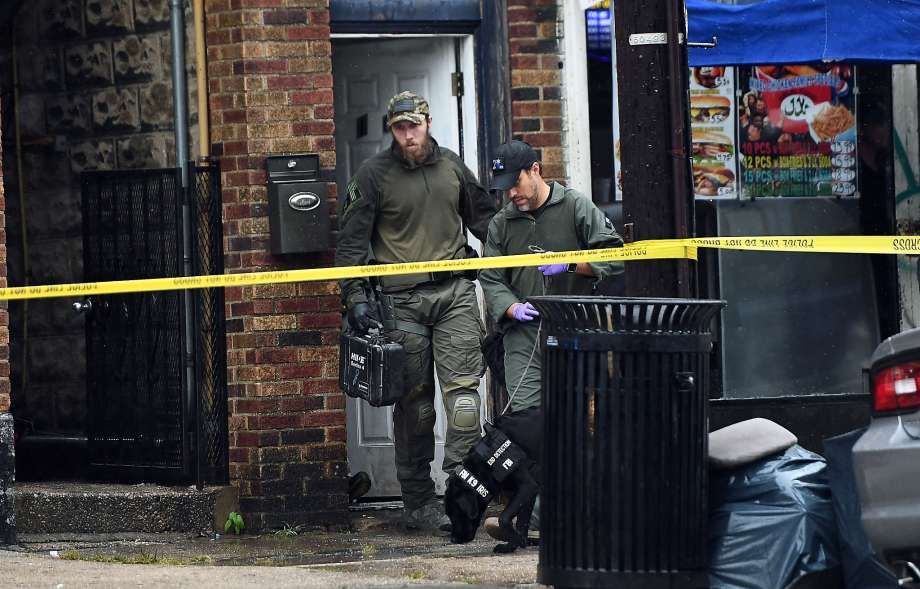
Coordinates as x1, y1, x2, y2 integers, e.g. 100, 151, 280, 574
170, 0, 190, 186
169, 0, 200, 488
193, 0, 209, 159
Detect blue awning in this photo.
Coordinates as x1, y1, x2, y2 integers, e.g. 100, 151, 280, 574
687, 0, 920, 66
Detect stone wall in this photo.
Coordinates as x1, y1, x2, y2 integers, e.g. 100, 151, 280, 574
205, 0, 347, 530
0, 0, 198, 441
507, 0, 566, 181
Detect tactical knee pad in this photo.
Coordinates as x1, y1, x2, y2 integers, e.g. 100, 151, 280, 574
450, 393, 481, 432
415, 402, 436, 435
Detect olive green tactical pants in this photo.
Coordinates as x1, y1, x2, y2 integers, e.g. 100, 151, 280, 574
503, 321, 542, 412
383, 278, 485, 510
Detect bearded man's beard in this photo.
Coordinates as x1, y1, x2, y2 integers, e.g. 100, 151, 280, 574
396, 130, 435, 163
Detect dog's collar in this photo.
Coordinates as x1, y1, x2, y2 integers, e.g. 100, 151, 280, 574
451, 466, 494, 502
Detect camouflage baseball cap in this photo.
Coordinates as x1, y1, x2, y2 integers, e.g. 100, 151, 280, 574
387, 91, 430, 127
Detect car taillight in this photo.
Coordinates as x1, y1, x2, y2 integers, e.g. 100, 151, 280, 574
873, 360, 920, 412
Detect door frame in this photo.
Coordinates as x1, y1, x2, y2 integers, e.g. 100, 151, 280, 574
331, 33, 487, 497
330, 3, 511, 498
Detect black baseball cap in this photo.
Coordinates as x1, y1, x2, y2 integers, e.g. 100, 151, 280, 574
489, 140, 539, 191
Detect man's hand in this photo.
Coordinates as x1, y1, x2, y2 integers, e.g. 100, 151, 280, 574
537, 251, 573, 276
508, 302, 540, 322
538, 263, 568, 276
347, 302, 381, 333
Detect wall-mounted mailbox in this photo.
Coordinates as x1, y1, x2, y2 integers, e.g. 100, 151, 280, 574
265, 153, 330, 254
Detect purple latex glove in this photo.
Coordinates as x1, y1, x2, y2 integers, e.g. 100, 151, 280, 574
510, 302, 540, 322
538, 263, 568, 276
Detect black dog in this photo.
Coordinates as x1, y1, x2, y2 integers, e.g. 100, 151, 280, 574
445, 407, 542, 553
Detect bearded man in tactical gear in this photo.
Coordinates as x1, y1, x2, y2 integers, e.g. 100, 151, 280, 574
335, 91, 498, 532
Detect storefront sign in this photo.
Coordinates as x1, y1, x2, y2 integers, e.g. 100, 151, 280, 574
737, 65, 858, 197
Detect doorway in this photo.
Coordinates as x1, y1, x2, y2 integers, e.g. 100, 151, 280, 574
332, 35, 483, 498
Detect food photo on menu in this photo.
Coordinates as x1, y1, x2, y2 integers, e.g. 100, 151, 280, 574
737, 63, 857, 198
690, 95, 731, 125
689, 65, 737, 198
692, 66, 727, 89
693, 166, 736, 197
692, 130, 733, 159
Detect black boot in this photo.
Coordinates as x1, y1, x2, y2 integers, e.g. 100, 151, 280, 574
348, 471, 371, 503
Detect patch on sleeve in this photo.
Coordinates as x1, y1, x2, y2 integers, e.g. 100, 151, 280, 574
604, 217, 613, 230
343, 178, 364, 216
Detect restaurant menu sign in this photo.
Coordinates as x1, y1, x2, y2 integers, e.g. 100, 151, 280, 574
737, 65, 858, 197
689, 66, 738, 199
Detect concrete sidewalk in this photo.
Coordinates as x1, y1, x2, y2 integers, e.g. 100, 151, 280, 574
0, 506, 545, 588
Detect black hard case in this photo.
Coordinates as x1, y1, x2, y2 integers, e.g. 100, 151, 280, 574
339, 332, 406, 406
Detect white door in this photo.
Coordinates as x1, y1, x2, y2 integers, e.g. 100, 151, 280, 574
333, 36, 484, 498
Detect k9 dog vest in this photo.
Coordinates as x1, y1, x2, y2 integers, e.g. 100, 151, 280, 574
451, 424, 530, 501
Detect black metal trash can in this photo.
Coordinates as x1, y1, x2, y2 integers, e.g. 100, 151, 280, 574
528, 296, 725, 589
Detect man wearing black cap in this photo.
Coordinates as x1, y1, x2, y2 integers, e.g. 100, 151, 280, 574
335, 91, 497, 532
480, 140, 624, 413
478, 140, 624, 543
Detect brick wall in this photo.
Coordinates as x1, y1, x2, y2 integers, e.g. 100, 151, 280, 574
508, 0, 565, 181
205, 0, 346, 530
0, 98, 9, 414
0, 98, 12, 545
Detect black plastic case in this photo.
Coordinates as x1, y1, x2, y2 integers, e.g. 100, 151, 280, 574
339, 332, 405, 406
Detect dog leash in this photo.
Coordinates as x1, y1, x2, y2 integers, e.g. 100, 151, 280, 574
499, 320, 542, 417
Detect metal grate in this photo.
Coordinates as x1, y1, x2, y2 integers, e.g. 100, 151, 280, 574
530, 296, 724, 589
191, 164, 228, 485
81, 164, 226, 484
527, 296, 723, 333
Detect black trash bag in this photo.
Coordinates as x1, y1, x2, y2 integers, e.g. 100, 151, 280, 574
709, 445, 841, 589
823, 429, 899, 589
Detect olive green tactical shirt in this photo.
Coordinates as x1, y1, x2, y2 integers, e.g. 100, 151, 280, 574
336, 140, 497, 307
479, 182, 625, 324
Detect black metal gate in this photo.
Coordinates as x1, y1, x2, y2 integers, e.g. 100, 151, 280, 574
80, 164, 227, 485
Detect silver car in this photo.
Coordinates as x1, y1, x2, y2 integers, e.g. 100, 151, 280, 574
853, 328, 920, 586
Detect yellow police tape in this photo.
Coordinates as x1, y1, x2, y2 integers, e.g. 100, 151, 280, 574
0, 235, 917, 301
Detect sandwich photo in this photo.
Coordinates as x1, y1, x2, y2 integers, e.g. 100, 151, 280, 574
690, 95, 731, 124
692, 130, 733, 159
693, 166, 735, 196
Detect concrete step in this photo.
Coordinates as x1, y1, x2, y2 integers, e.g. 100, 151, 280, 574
14, 482, 238, 534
